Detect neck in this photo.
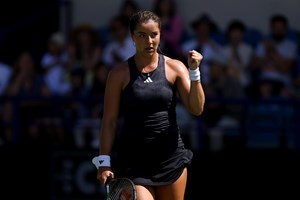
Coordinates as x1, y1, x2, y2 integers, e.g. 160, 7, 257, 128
134, 52, 159, 70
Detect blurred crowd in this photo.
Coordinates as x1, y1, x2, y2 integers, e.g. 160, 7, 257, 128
0, 0, 299, 151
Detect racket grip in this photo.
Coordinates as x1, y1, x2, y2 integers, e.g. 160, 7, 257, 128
105, 175, 113, 200
106, 175, 113, 185
106, 184, 110, 199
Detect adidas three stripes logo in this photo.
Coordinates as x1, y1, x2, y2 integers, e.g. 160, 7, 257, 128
144, 77, 153, 83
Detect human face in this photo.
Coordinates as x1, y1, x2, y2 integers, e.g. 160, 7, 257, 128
271, 21, 287, 42
110, 20, 128, 42
132, 20, 160, 55
229, 29, 244, 45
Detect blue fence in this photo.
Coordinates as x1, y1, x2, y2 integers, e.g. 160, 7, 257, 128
1, 95, 300, 151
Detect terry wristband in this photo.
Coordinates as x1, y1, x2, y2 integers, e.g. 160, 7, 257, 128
188, 67, 201, 81
92, 155, 111, 169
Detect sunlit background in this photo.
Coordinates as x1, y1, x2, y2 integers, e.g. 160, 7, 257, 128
1, 0, 300, 199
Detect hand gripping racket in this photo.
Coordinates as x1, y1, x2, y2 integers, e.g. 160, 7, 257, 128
105, 176, 137, 200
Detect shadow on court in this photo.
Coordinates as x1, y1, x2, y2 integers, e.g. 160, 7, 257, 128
1, 145, 300, 199
185, 149, 300, 199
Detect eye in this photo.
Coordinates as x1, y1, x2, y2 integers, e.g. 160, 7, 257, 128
138, 33, 146, 38
151, 32, 159, 38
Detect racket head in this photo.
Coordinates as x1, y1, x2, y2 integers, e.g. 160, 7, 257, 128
106, 177, 137, 200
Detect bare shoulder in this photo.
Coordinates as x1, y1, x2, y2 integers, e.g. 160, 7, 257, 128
107, 61, 129, 87
109, 61, 128, 76
164, 55, 188, 74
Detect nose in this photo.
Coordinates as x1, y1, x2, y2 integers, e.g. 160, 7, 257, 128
146, 35, 153, 44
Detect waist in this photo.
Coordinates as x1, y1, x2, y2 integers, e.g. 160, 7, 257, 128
122, 111, 177, 133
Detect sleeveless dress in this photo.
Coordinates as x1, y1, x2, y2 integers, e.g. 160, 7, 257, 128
113, 53, 193, 186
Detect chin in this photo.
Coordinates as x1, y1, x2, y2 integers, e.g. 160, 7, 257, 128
143, 50, 155, 55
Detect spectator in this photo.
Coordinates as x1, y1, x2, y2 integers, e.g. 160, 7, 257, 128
222, 20, 254, 88
119, 0, 140, 23
245, 77, 293, 149
40, 32, 71, 96
251, 14, 298, 86
153, 0, 184, 58
3, 51, 51, 144
6, 51, 50, 97
203, 58, 246, 151
68, 67, 101, 149
181, 13, 224, 85
67, 23, 102, 88
101, 15, 136, 68
0, 61, 12, 145
89, 61, 109, 97
65, 67, 93, 148
0, 61, 12, 96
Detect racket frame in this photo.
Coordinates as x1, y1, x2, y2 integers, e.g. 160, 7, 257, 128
105, 177, 137, 200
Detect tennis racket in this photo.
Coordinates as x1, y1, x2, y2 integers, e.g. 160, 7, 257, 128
105, 176, 137, 200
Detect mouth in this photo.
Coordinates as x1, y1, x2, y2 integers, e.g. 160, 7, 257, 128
145, 47, 154, 52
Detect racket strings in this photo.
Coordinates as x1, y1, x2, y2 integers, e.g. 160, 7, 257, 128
108, 179, 135, 200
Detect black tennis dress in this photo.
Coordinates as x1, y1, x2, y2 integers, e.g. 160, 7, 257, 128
113, 53, 193, 186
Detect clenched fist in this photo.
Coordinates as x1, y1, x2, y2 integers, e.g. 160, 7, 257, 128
187, 50, 203, 70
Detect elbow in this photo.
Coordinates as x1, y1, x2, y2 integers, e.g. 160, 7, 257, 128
188, 98, 205, 116
192, 109, 203, 116
190, 105, 204, 116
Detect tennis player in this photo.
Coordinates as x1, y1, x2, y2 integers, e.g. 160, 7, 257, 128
94, 10, 205, 200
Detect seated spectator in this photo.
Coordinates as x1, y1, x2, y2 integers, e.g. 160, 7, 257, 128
6, 51, 50, 97
245, 77, 294, 149
250, 14, 298, 86
0, 61, 12, 96
68, 66, 104, 149
153, 0, 184, 58
222, 20, 254, 88
97, 0, 140, 48
3, 51, 52, 145
203, 58, 246, 151
101, 15, 136, 69
0, 61, 12, 145
40, 32, 71, 96
119, 0, 140, 23
181, 13, 224, 85
293, 55, 300, 94
89, 61, 109, 97
67, 23, 102, 88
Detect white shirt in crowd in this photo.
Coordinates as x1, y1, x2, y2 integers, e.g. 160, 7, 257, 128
0, 62, 12, 95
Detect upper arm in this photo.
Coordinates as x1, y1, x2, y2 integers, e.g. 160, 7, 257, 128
102, 65, 126, 126
167, 59, 191, 109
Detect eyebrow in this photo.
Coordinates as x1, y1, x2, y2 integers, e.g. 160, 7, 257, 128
136, 31, 159, 34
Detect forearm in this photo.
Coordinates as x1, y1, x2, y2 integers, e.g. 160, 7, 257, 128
186, 50, 205, 115
92, 123, 116, 170
99, 121, 117, 155
188, 80, 205, 116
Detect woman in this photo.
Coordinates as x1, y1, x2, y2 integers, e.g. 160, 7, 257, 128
93, 10, 205, 200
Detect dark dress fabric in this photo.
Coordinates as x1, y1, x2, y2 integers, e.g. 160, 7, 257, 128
113, 53, 193, 186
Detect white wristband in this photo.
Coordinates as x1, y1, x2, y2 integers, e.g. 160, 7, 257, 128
92, 155, 111, 169
188, 68, 201, 81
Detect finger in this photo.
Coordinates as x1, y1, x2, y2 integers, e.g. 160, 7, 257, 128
189, 55, 199, 62
191, 53, 202, 61
189, 53, 201, 61
103, 177, 108, 186
109, 172, 114, 179
189, 49, 201, 54
188, 50, 196, 57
